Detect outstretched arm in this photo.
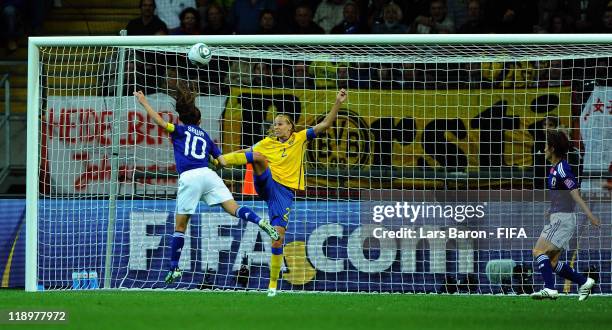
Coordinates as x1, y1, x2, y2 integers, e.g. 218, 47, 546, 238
134, 91, 169, 129
570, 189, 601, 226
231, 148, 253, 153
313, 89, 347, 136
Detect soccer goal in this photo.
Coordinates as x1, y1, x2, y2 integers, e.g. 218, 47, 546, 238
26, 34, 611, 294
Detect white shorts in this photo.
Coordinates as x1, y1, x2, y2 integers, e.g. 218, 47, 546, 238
176, 167, 233, 214
539, 212, 576, 250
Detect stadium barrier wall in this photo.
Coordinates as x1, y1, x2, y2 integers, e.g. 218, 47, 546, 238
3, 199, 609, 293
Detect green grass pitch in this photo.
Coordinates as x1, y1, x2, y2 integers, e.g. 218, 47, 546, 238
0, 289, 610, 330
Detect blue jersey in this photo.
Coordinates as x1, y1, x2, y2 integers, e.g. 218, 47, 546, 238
168, 123, 221, 174
547, 159, 578, 213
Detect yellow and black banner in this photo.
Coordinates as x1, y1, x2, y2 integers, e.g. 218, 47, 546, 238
222, 87, 571, 188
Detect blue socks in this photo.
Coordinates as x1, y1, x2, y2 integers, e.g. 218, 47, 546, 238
237, 206, 261, 225
245, 152, 254, 163
555, 262, 587, 286
170, 231, 185, 270
536, 254, 555, 289
271, 247, 283, 256
536, 255, 588, 289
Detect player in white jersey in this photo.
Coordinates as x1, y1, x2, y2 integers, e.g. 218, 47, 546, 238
134, 87, 279, 284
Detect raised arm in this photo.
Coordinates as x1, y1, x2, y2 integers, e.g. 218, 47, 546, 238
134, 91, 169, 129
570, 189, 601, 226
313, 89, 347, 136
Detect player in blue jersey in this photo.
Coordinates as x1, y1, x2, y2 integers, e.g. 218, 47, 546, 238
220, 89, 348, 296
531, 130, 600, 301
134, 88, 279, 284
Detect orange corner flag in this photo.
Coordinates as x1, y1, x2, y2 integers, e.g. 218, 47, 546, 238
242, 163, 257, 195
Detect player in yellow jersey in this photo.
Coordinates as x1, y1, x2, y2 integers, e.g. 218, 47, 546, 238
221, 88, 347, 296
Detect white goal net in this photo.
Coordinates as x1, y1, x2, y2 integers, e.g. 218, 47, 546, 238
26, 35, 610, 294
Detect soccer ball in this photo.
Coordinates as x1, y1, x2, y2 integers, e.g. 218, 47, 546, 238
188, 43, 212, 66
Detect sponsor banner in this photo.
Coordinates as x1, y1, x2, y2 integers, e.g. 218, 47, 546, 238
581, 85, 612, 172
2, 200, 609, 293
45, 94, 227, 194
45, 88, 575, 193
222, 87, 572, 172
0, 200, 26, 288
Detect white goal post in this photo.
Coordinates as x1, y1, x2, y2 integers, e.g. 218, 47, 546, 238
26, 34, 611, 293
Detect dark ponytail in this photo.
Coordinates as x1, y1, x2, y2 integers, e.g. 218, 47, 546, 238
546, 130, 570, 158
175, 82, 201, 125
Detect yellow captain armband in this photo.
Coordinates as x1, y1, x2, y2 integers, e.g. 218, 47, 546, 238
165, 123, 175, 133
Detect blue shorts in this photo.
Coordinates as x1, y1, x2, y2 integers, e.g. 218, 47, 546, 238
254, 168, 294, 228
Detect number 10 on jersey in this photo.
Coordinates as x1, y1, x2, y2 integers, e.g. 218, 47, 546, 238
184, 131, 208, 159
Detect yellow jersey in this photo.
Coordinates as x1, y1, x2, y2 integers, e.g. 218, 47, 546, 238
252, 128, 316, 190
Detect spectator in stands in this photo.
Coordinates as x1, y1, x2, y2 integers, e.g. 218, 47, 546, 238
533, 60, 570, 87
230, 0, 277, 34
331, 2, 368, 33
288, 4, 324, 34
484, 0, 537, 33
314, 0, 347, 34
283, 61, 315, 89
156, 0, 196, 30
348, 62, 372, 89
536, 0, 562, 31
271, 0, 314, 30
100, 50, 152, 96
371, 2, 409, 34
369, 63, 400, 89
410, 0, 455, 34
158, 66, 185, 96
252, 62, 273, 87
597, 6, 612, 33
447, 0, 469, 29
537, 60, 570, 87
202, 3, 232, 34
544, 13, 573, 33
399, 0, 432, 28
366, 0, 386, 29
259, 9, 280, 34
225, 60, 254, 86
1, 0, 25, 52
398, 62, 418, 89
336, 64, 350, 88
459, 62, 491, 89
457, 0, 489, 34
170, 7, 201, 34
126, 0, 169, 35
568, 0, 607, 33
196, 0, 210, 31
